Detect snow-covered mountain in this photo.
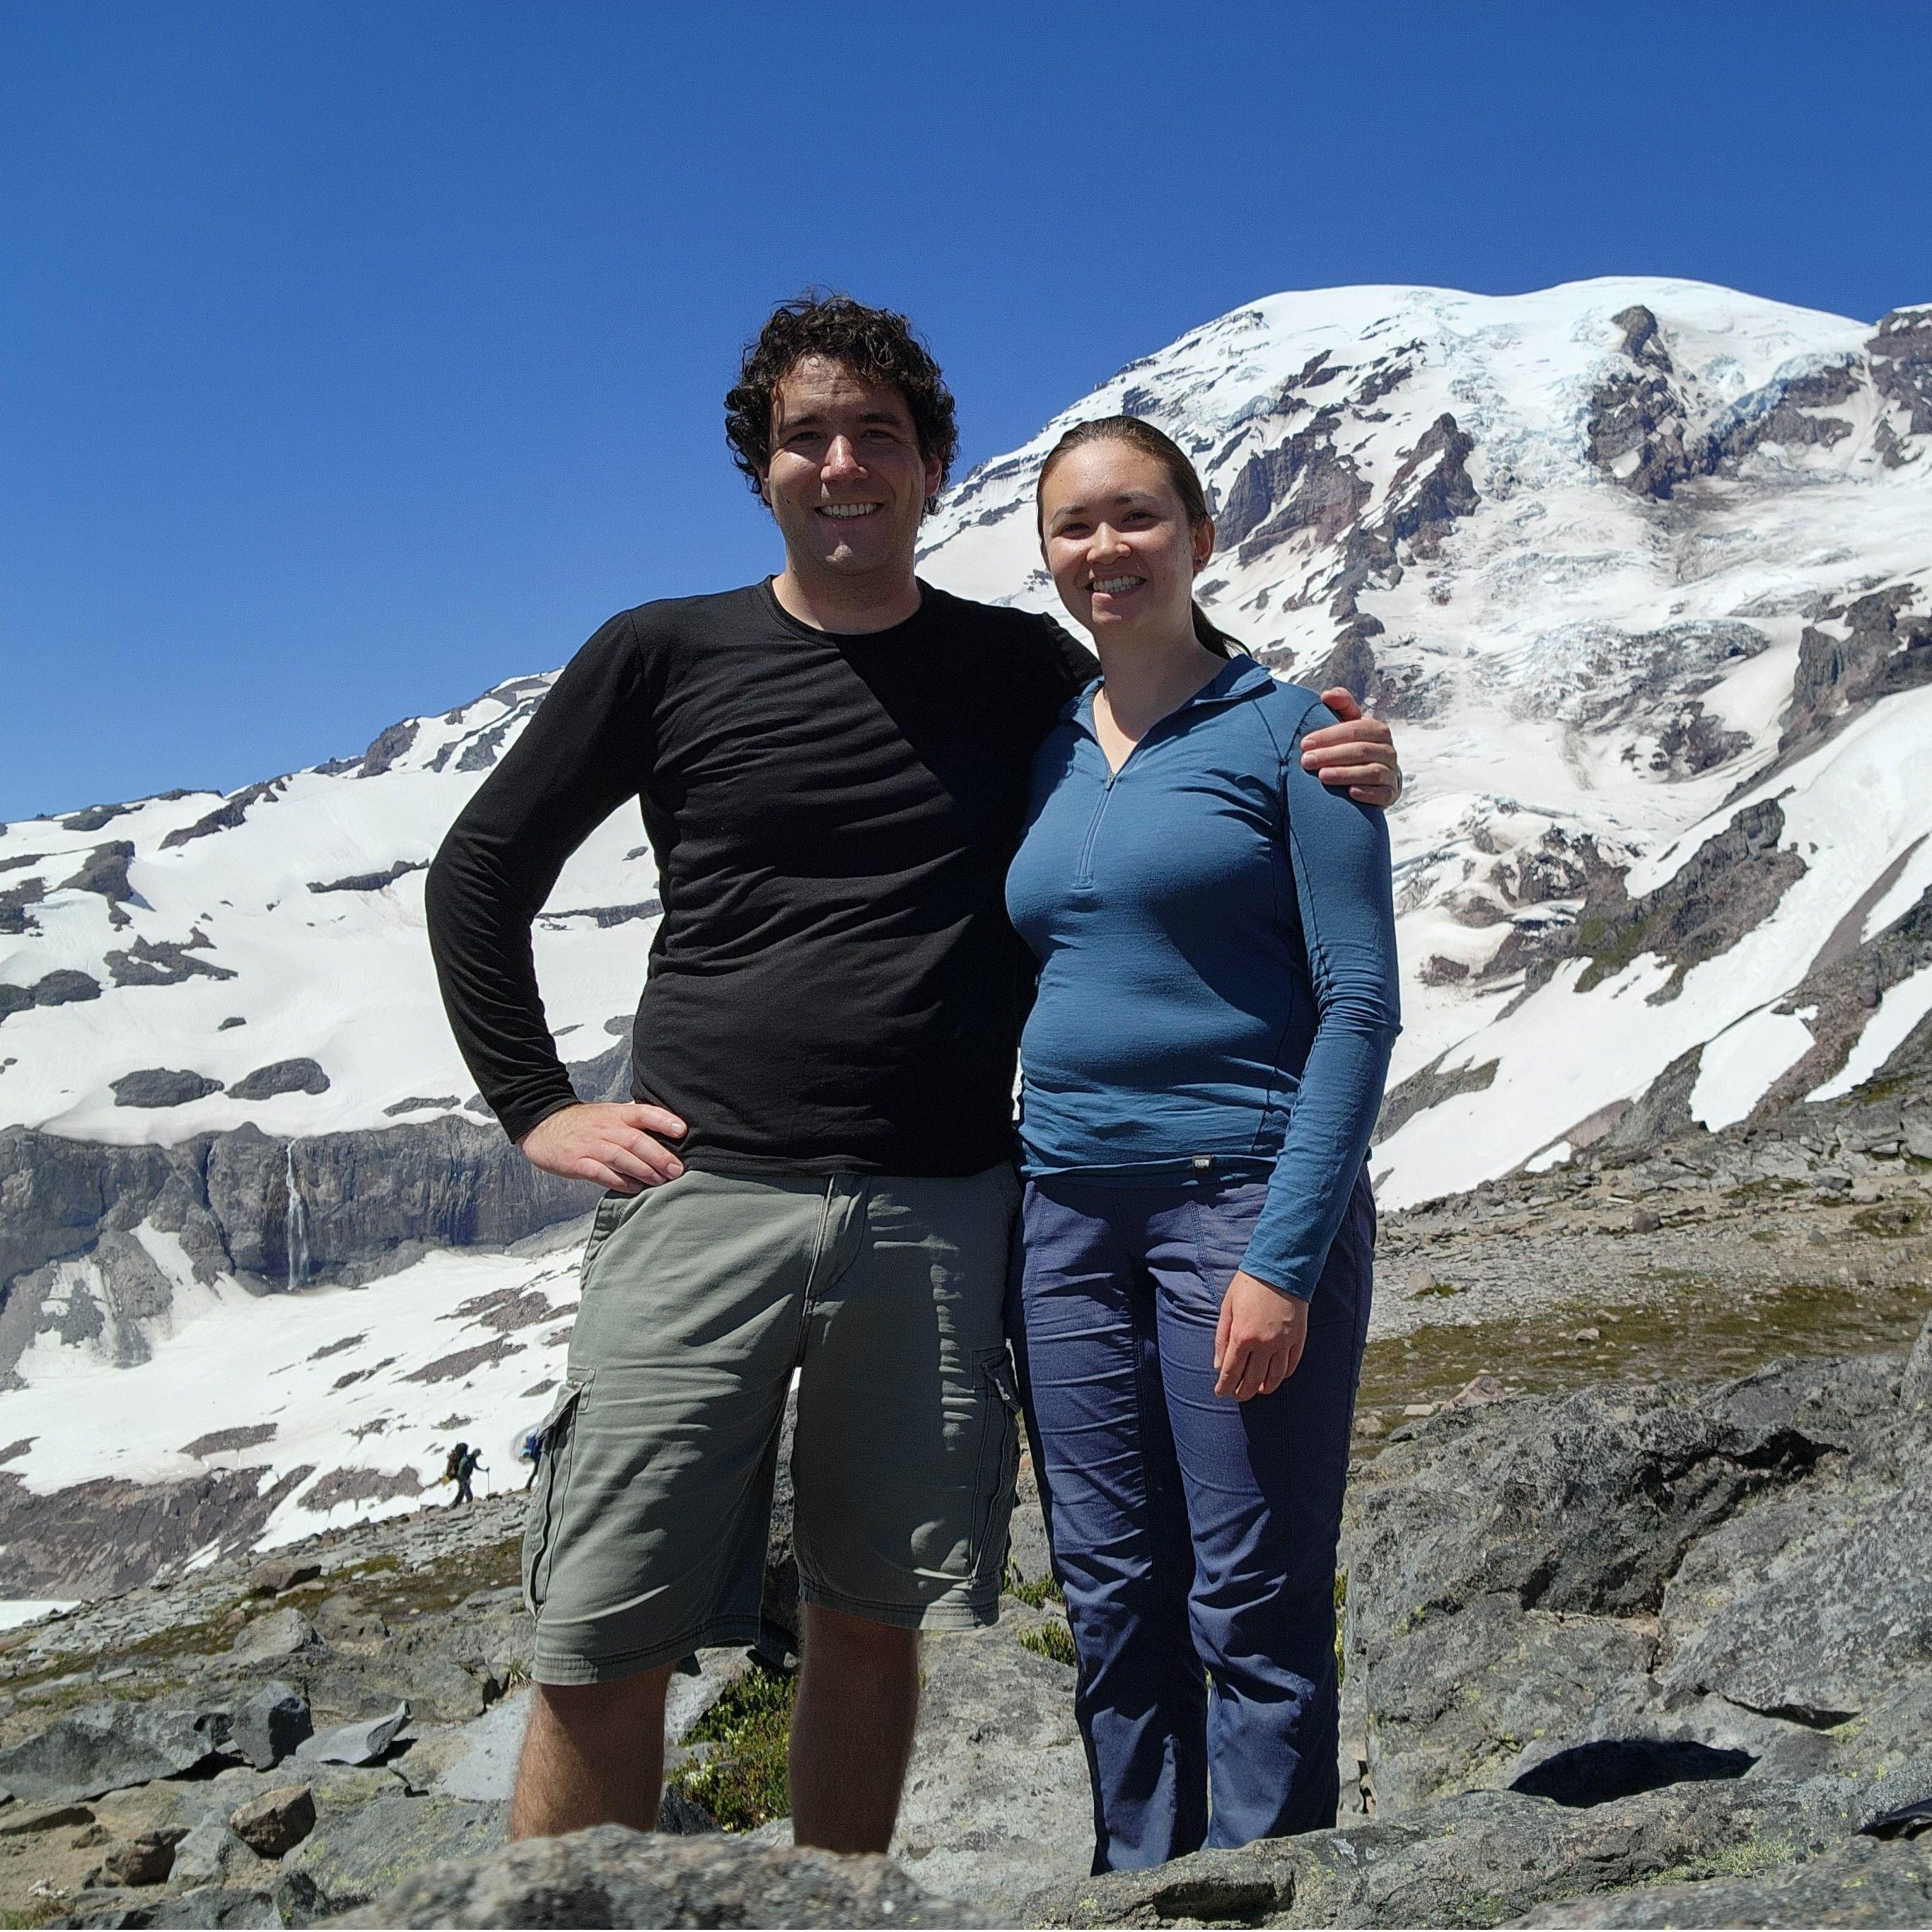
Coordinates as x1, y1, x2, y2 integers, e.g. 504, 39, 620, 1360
2, 277, 1928, 1586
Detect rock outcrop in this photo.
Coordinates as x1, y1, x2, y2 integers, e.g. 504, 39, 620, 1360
334, 1826, 987, 1929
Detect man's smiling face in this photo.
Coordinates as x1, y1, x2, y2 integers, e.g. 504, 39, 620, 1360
762, 355, 941, 586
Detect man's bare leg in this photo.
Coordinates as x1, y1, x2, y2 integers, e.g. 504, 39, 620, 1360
510, 1667, 673, 1839
788, 1602, 921, 1854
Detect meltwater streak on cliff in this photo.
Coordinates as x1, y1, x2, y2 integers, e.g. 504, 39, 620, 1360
284, 1141, 310, 1291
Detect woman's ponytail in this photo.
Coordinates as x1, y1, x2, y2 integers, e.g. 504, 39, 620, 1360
1192, 602, 1232, 657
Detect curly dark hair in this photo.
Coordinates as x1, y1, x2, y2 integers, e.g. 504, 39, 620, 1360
724, 293, 959, 505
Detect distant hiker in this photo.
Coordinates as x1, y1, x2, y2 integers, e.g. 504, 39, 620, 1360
426, 293, 1405, 1855
452, 1443, 482, 1506
520, 1428, 545, 1491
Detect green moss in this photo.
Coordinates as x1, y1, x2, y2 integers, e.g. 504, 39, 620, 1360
0, 1901, 65, 1930
0, 1536, 525, 1705
1334, 1572, 1348, 1689
668, 1664, 797, 1832
1359, 1271, 1932, 1431
1018, 1622, 1078, 1668
1412, 1277, 1464, 1298
1624, 1833, 1800, 1891
1006, 1570, 1063, 1610
1850, 1201, 1926, 1238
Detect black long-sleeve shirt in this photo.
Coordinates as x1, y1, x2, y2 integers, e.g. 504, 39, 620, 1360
426, 578, 1096, 1175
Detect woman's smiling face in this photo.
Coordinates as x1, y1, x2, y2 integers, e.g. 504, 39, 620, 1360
1038, 440, 1213, 642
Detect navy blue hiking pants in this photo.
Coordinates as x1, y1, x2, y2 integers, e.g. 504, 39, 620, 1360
1010, 1168, 1374, 1872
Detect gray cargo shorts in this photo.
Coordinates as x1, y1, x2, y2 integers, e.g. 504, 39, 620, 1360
522, 1163, 1023, 1684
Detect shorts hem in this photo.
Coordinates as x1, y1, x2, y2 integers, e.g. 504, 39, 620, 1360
530, 1615, 765, 1686
797, 1577, 1001, 1632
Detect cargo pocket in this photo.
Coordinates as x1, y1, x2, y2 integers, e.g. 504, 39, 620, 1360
578, 1191, 629, 1286
969, 1347, 1023, 1580
520, 1370, 593, 1617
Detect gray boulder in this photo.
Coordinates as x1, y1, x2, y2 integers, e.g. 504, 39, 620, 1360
1520, 1832, 1932, 1927
890, 1613, 1095, 1914
52, 1886, 281, 1928
333, 1823, 989, 1928
272, 1793, 504, 1919
228, 1683, 310, 1772
1652, 1462, 1932, 1727
0, 1703, 231, 1803
165, 1814, 268, 1893
293, 1703, 408, 1769
1341, 1352, 1907, 1811
226, 1608, 318, 1663
1027, 1778, 1845, 1928
245, 1559, 320, 1596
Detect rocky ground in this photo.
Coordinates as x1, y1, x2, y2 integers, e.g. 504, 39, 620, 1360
0, 1109, 1924, 1928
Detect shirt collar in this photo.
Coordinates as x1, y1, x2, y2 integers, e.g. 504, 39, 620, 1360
1061, 652, 1273, 731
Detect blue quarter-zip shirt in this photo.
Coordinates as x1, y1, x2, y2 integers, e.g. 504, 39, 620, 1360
1004, 656, 1401, 1300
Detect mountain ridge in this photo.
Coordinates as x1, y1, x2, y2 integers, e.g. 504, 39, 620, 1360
1, 275, 1928, 1577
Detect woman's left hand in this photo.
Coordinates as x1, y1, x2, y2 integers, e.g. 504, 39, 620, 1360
1214, 1271, 1309, 1400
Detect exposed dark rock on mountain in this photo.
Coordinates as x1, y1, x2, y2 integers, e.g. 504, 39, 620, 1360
1586, 341, 1698, 497
1534, 798, 1806, 1001
1747, 883, 1932, 1113
354, 721, 417, 779
1223, 413, 1371, 559
226, 1062, 330, 1104
60, 844, 139, 925
0, 885, 43, 936
1870, 304, 1932, 436
112, 1070, 224, 1110
104, 935, 235, 989
537, 898, 663, 929
182, 1426, 279, 1460
0, 1464, 315, 1596
0, 1113, 595, 1371
1587, 308, 1876, 502
1377, 1053, 1499, 1142
1613, 303, 1672, 369
1380, 414, 1478, 560
161, 785, 284, 851
1782, 582, 1932, 754
0, 970, 100, 1023
305, 861, 426, 896
453, 726, 510, 773
60, 804, 133, 834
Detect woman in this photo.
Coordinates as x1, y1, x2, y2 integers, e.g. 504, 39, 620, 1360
1005, 417, 1399, 1871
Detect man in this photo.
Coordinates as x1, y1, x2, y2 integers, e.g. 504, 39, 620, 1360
426, 296, 1401, 1855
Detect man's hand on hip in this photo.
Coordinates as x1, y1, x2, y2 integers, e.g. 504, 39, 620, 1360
1304, 687, 1402, 808
520, 1102, 687, 1193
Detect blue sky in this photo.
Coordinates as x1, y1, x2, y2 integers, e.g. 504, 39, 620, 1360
3, 1, 1926, 822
